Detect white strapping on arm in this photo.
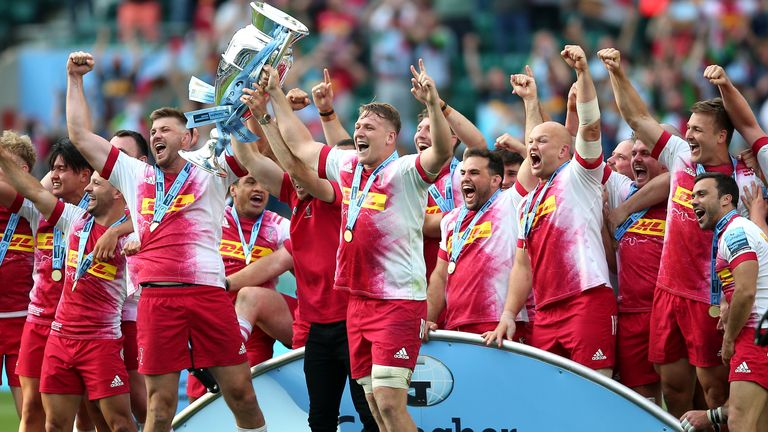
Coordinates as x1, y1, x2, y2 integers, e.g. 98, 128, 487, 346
576, 98, 602, 159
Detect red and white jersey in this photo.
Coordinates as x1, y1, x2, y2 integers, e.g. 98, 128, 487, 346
48, 201, 129, 339
319, 146, 434, 300
604, 172, 667, 313
121, 293, 138, 322
102, 146, 247, 288
438, 188, 525, 328
16, 198, 65, 325
750, 136, 768, 180
516, 155, 611, 309
715, 214, 768, 328
424, 161, 463, 281
219, 206, 289, 287
0, 197, 35, 316
279, 173, 348, 324
653, 131, 759, 302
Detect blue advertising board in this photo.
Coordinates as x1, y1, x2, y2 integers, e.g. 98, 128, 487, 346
173, 331, 682, 432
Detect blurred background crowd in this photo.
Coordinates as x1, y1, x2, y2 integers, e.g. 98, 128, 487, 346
3, 0, 768, 176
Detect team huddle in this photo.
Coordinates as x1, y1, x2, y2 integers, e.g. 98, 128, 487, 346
0, 42, 767, 432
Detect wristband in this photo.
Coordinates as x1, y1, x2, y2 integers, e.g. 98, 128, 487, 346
319, 109, 335, 117
320, 112, 337, 122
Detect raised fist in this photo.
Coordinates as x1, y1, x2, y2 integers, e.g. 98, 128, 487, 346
703, 65, 730, 87
561, 45, 588, 72
67, 51, 95, 77
597, 48, 621, 73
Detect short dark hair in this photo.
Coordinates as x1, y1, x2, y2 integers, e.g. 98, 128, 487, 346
694, 172, 739, 208
417, 108, 462, 148
494, 148, 524, 166
114, 129, 149, 158
690, 98, 734, 145
149, 107, 188, 129
48, 138, 92, 173
465, 148, 503, 177
359, 102, 401, 134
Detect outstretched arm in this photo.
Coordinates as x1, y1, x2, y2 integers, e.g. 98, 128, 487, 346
263, 66, 326, 172
411, 59, 453, 176
508, 69, 542, 193
241, 86, 336, 203
0, 148, 57, 219
311, 68, 352, 146
562, 45, 601, 163
229, 133, 284, 198
483, 247, 532, 347
607, 172, 670, 230
706, 65, 766, 145
66, 51, 112, 172
226, 246, 294, 292
598, 48, 664, 153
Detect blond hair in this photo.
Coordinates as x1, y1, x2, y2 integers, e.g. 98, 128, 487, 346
1, 130, 36, 171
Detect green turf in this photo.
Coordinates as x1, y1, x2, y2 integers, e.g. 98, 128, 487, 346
0, 392, 19, 432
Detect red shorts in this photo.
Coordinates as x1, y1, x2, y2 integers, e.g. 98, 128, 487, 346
137, 287, 246, 375
121, 321, 138, 371
40, 334, 130, 400
347, 296, 426, 380
16, 320, 51, 379
531, 287, 617, 370
0, 317, 26, 386
648, 289, 722, 367
616, 312, 660, 388
728, 327, 768, 389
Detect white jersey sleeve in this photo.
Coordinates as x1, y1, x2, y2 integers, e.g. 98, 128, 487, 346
604, 171, 634, 210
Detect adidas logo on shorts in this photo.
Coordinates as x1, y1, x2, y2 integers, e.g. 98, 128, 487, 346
591, 349, 607, 361
735, 361, 752, 373
110, 375, 124, 388
393, 348, 409, 360
238, 343, 246, 355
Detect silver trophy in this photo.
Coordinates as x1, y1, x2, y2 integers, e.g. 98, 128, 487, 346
181, 2, 308, 177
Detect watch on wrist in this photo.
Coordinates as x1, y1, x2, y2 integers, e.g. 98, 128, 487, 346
257, 113, 272, 125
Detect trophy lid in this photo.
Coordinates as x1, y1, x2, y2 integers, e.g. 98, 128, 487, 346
250, 2, 309, 37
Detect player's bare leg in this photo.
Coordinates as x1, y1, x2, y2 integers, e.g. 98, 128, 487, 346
19, 376, 44, 432
129, 369, 147, 426
728, 381, 768, 432
41, 393, 81, 432
372, 386, 416, 432
235, 286, 293, 347
657, 359, 697, 417
10, 385, 22, 417
696, 365, 730, 409
97, 393, 138, 432
144, 372, 180, 432
209, 362, 265, 429
632, 383, 662, 406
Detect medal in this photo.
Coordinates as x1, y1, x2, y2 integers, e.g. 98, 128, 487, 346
51, 269, 62, 282
344, 152, 398, 244
344, 229, 353, 243
151, 163, 192, 234
231, 206, 263, 266
150, 222, 159, 232
447, 261, 456, 274
708, 305, 721, 318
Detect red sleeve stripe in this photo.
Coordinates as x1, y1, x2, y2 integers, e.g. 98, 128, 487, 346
730, 252, 758, 269
514, 179, 529, 197
9, 193, 24, 213
516, 239, 526, 249
575, 152, 603, 169
437, 248, 449, 261
752, 136, 768, 155
601, 165, 612, 185
651, 130, 671, 160
46, 200, 66, 226
225, 153, 249, 178
100, 145, 121, 180
414, 154, 436, 184
318, 145, 331, 180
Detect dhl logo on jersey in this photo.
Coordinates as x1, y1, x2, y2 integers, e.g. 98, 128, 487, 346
671, 186, 693, 209
140, 194, 196, 215
36, 233, 54, 251
520, 195, 558, 228
717, 267, 734, 288
0, 233, 34, 253
65, 250, 117, 281
425, 205, 441, 215
341, 188, 387, 211
627, 218, 666, 237
219, 240, 274, 262
446, 221, 493, 253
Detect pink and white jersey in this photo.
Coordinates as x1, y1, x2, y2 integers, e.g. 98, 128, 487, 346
438, 188, 525, 328
516, 155, 611, 309
653, 131, 759, 302
319, 146, 434, 300
219, 206, 289, 288
715, 215, 768, 328
16, 198, 64, 325
47, 201, 129, 339
121, 293, 138, 322
102, 146, 247, 288
1, 196, 34, 316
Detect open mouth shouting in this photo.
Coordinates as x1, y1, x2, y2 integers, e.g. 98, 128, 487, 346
416, 140, 431, 152
633, 163, 647, 183
249, 192, 266, 207
461, 182, 476, 205
692, 205, 707, 227
688, 140, 700, 158
356, 139, 370, 155
154, 141, 168, 158
529, 151, 542, 170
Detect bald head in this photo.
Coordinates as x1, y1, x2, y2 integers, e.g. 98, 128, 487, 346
607, 139, 633, 178
529, 121, 573, 179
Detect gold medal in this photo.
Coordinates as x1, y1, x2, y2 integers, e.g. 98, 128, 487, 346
344, 229, 353, 243
150, 222, 159, 232
51, 269, 62, 282
447, 261, 456, 274
708, 305, 721, 318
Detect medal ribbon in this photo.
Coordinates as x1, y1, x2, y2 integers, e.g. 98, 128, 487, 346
52, 194, 91, 272
152, 163, 192, 229
711, 209, 739, 306
613, 183, 651, 241
231, 206, 264, 264
0, 213, 20, 267
74, 214, 128, 283
345, 152, 399, 233
449, 189, 501, 265
522, 161, 570, 239
428, 157, 460, 213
